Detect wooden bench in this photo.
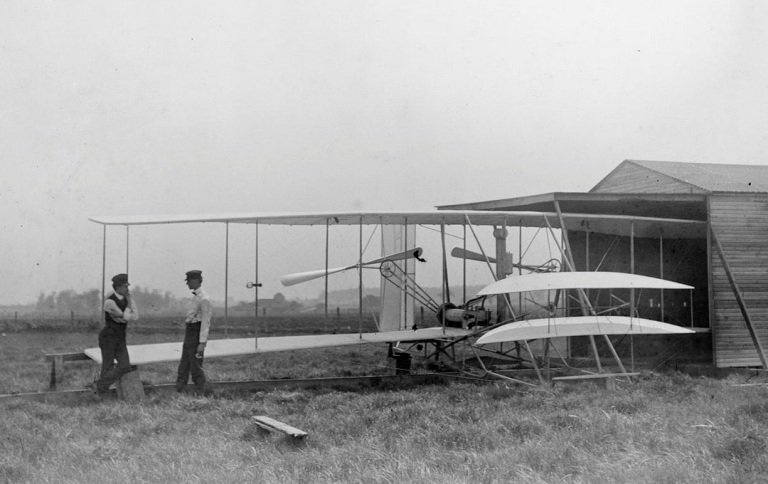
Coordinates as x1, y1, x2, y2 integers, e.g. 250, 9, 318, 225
45, 352, 147, 402
551, 372, 640, 391
253, 416, 308, 440
45, 352, 90, 390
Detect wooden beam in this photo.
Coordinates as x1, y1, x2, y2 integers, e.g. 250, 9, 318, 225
253, 416, 307, 439
710, 227, 768, 369
50, 355, 63, 390
45, 352, 90, 390
116, 367, 147, 403
552, 372, 641, 391
1, 374, 467, 405
45, 352, 90, 362
551, 372, 640, 381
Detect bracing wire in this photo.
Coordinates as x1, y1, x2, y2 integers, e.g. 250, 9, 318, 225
416, 224, 464, 240
358, 224, 380, 263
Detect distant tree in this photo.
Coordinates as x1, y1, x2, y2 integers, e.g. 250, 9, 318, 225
37, 292, 56, 310
34, 286, 182, 314
131, 286, 177, 312
55, 290, 76, 312
288, 300, 303, 312
85, 289, 100, 309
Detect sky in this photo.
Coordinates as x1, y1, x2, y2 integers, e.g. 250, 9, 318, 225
2, 1, 768, 306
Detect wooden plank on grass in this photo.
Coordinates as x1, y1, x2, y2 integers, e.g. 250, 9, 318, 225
552, 372, 640, 391
253, 416, 307, 439
551, 372, 640, 381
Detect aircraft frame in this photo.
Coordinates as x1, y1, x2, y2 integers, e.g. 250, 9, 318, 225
86, 209, 704, 388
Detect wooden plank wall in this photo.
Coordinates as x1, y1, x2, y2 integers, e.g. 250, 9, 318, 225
710, 194, 768, 367
593, 162, 707, 194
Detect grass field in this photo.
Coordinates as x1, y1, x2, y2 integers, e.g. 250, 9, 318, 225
2, 316, 768, 483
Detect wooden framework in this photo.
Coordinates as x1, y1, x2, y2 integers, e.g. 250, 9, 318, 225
67, 208, 715, 401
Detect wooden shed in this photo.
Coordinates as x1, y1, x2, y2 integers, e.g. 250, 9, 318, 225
440, 160, 768, 369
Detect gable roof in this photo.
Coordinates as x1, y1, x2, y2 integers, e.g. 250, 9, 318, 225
592, 160, 768, 193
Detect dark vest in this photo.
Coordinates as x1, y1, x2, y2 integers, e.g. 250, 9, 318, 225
105, 293, 128, 326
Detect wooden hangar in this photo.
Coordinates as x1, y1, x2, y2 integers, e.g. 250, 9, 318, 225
439, 159, 768, 370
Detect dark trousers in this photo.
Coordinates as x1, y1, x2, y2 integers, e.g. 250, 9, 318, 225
176, 322, 206, 392
96, 323, 131, 392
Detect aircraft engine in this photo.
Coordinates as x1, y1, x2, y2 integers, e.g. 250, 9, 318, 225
435, 301, 492, 329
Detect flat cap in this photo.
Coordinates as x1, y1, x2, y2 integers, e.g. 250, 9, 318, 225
112, 273, 129, 286
185, 270, 203, 281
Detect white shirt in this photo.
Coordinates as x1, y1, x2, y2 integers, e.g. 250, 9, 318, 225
185, 286, 213, 343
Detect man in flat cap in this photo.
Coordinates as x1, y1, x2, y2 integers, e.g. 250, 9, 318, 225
176, 269, 213, 393
90, 273, 139, 394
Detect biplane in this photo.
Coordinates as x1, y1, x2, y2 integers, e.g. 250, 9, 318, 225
84, 209, 705, 389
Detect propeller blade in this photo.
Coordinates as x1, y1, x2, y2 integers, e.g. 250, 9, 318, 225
364, 247, 424, 266
451, 247, 557, 273
280, 247, 424, 286
280, 265, 357, 286
450, 247, 497, 264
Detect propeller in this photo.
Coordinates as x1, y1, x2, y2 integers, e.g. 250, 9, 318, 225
450, 247, 560, 273
450, 247, 498, 264
280, 247, 425, 287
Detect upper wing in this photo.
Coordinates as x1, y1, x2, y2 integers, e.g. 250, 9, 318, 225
89, 210, 706, 239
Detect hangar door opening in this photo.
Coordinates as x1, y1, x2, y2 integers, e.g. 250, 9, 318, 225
566, 232, 711, 364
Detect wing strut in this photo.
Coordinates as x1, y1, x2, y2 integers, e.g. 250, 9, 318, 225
100, 225, 106, 325
358, 216, 363, 338
465, 214, 544, 384
463, 214, 497, 280
552, 203, 630, 375
255, 223, 260, 349
224, 222, 229, 338
325, 218, 330, 326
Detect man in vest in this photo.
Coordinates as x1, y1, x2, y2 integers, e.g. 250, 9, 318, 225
90, 273, 139, 394
176, 269, 212, 393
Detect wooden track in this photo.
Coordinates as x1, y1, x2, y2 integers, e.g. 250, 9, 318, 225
0, 373, 467, 405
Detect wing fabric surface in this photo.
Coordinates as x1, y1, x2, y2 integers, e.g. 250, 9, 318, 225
83, 327, 471, 365
478, 271, 693, 296
475, 316, 695, 345
88, 210, 707, 239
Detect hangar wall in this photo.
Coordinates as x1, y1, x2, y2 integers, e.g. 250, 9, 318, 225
710, 193, 768, 367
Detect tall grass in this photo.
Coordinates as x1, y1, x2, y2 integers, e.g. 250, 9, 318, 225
2, 323, 768, 483
2, 373, 768, 483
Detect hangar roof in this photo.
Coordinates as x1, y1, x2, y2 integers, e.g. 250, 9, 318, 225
598, 160, 768, 193
439, 161, 768, 221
